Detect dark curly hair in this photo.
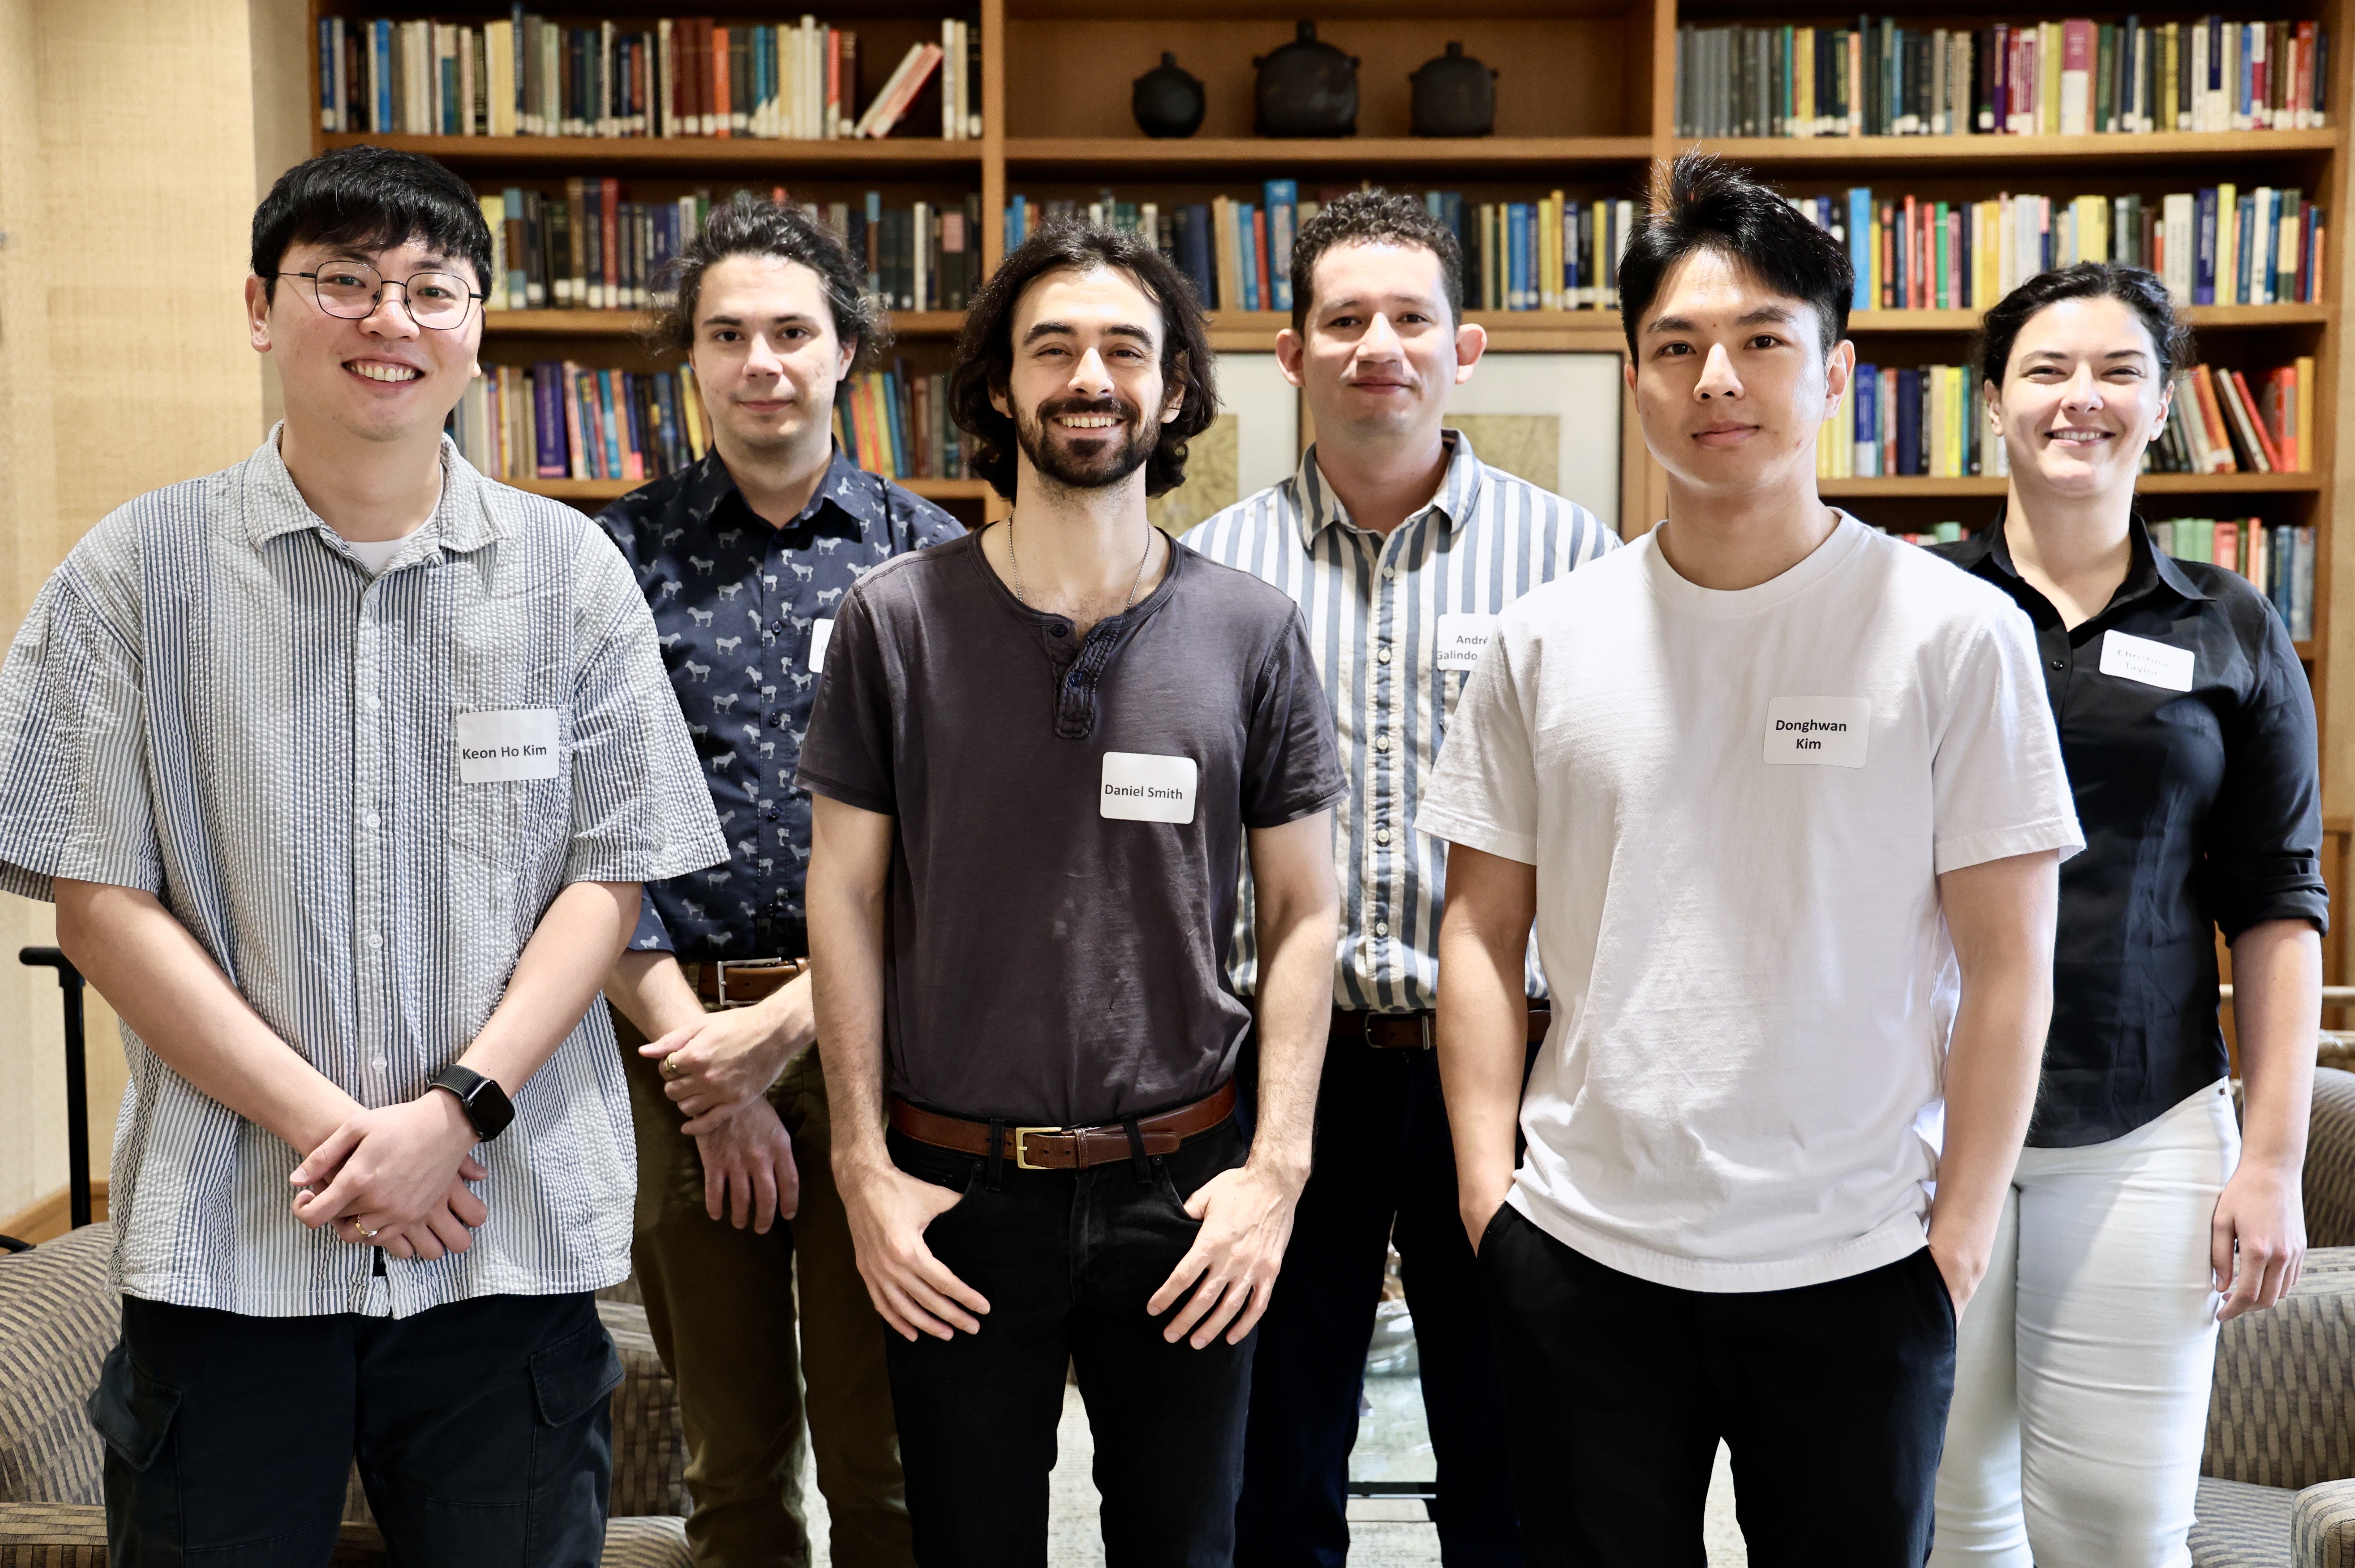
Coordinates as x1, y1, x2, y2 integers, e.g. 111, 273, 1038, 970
647, 191, 887, 369
1619, 151, 1854, 358
948, 223, 1217, 500
1288, 188, 1466, 335
1975, 262, 2194, 389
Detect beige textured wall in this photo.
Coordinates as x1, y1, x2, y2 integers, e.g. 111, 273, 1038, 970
0, 0, 290, 1222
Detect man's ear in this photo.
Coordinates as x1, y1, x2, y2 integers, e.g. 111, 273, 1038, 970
1274, 329, 1306, 389
836, 334, 859, 382
1160, 352, 1188, 425
246, 275, 273, 354
1822, 339, 1856, 418
1453, 320, 1488, 384
989, 374, 1011, 419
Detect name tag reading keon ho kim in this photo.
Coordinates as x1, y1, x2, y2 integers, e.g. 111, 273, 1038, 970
1101, 751, 1198, 824
458, 709, 560, 783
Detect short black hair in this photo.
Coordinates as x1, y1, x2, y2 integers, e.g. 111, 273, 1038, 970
1975, 262, 2193, 388
649, 191, 886, 370
252, 144, 493, 304
1618, 152, 1854, 359
1288, 188, 1465, 335
948, 223, 1217, 500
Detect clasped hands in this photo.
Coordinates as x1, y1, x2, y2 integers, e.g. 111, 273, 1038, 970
290, 1089, 488, 1261
638, 982, 816, 1233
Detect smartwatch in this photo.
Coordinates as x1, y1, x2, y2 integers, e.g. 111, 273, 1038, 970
427, 1064, 515, 1142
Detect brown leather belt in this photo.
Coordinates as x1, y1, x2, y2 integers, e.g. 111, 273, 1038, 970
1334, 1005, 1551, 1050
685, 958, 809, 1008
890, 1080, 1238, 1172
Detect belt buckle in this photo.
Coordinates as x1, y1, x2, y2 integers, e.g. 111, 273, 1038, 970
1007, 1126, 1060, 1170
1360, 1013, 1434, 1050
712, 956, 784, 1008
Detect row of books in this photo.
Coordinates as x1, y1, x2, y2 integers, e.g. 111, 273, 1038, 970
319, 12, 978, 141
1677, 17, 2328, 140
833, 369, 970, 481
450, 363, 708, 483
2157, 519, 2316, 637
476, 185, 982, 315
1004, 187, 1639, 315
2159, 362, 2314, 476
1797, 187, 2325, 314
1822, 365, 1999, 479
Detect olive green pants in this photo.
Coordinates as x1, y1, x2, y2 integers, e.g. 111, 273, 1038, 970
617, 1005, 913, 1568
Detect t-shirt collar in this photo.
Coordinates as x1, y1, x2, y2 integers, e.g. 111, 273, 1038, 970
1291, 427, 1485, 548
686, 442, 883, 534
1965, 505, 2211, 606
241, 423, 496, 556
1637, 507, 1871, 616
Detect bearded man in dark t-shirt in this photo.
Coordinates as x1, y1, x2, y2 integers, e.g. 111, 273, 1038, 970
799, 224, 1345, 1568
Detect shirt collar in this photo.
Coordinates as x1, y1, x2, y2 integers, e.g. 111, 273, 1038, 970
1964, 505, 2211, 606
1291, 427, 1487, 548
682, 442, 883, 534
241, 426, 500, 556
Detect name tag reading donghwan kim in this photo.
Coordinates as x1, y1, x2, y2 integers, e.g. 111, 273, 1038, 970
1100, 750, 1198, 824
457, 709, 561, 783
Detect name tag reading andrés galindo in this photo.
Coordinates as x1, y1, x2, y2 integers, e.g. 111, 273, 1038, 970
1435, 614, 1500, 672
1100, 751, 1198, 824
2099, 629, 2195, 693
457, 709, 560, 783
1763, 696, 1870, 767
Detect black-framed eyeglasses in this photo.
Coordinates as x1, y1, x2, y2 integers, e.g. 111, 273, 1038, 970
273, 261, 483, 330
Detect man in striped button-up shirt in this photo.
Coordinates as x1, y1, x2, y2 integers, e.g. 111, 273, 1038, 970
1184, 191, 1613, 1568
0, 148, 724, 1566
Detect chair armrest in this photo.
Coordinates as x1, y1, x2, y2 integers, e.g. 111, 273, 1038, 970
597, 1301, 688, 1519
2207, 1248, 2355, 1491
2294, 1478, 2355, 1568
2306, 1069, 2355, 1249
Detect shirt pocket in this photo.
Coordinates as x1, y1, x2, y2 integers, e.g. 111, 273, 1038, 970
451, 708, 577, 904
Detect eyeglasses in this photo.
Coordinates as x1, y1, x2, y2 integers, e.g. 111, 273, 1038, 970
273, 261, 483, 330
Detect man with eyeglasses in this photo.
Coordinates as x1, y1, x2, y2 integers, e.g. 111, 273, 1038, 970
0, 145, 724, 1564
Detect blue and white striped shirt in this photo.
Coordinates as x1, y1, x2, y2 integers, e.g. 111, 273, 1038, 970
0, 432, 726, 1317
1184, 431, 1615, 1011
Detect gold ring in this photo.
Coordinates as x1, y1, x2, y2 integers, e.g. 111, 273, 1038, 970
360, 1226, 379, 1239
660, 1054, 683, 1080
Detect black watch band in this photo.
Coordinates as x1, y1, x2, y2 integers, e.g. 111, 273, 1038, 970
428, 1064, 515, 1142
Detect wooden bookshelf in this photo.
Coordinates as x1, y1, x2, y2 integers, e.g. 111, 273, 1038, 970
304, 0, 2353, 763
516, 475, 994, 503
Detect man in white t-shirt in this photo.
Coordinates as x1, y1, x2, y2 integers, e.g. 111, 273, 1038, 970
1419, 151, 2081, 1564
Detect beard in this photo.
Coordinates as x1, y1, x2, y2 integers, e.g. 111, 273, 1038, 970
1012, 393, 1158, 492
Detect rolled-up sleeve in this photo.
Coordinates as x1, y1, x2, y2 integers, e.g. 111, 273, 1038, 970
0, 569, 163, 902
564, 533, 728, 885
2205, 608, 2328, 939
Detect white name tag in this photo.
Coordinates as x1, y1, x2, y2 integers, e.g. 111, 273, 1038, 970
1763, 696, 1870, 767
1100, 751, 1198, 824
1435, 613, 1499, 672
2099, 629, 2194, 693
809, 618, 834, 672
456, 709, 560, 783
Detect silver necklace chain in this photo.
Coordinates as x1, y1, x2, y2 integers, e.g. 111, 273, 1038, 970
1006, 514, 1154, 621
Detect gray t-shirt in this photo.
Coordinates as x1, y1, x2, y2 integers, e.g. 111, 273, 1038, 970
798, 530, 1345, 1125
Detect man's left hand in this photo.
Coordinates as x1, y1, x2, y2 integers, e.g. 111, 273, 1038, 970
290, 1091, 483, 1239
1145, 1161, 1304, 1349
642, 977, 814, 1128
2214, 1162, 2307, 1321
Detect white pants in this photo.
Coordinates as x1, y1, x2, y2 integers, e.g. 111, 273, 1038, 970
1930, 1080, 2241, 1568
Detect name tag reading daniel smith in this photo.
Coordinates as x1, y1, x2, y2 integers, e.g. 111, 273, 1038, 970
2099, 629, 2194, 692
1762, 696, 1870, 767
458, 709, 560, 783
1101, 751, 1198, 824
1435, 614, 1499, 672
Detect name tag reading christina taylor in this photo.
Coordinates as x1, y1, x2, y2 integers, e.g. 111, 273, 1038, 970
1435, 614, 1500, 672
1763, 696, 1870, 767
457, 709, 561, 783
1100, 751, 1198, 824
2099, 629, 2195, 693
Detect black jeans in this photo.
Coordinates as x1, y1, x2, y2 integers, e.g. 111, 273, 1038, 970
1233, 1035, 1526, 1568
1478, 1206, 1955, 1568
92, 1290, 619, 1568
883, 1117, 1256, 1568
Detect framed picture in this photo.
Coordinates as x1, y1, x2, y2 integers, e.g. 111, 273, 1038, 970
1440, 352, 1623, 526
1147, 352, 1300, 535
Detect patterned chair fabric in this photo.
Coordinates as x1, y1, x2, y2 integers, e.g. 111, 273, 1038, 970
599, 1300, 690, 1519
0, 1227, 114, 1507
2193, 1477, 2298, 1567
2295, 1479, 2355, 1568
2204, 1250, 2355, 1491
2309, 1069, 2355, 1249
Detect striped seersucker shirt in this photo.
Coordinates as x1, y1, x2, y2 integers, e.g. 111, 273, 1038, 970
1183, 430, 1615, 1011
0, 432, 726, 1318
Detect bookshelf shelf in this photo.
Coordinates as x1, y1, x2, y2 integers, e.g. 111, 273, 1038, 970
1846, 304, 2333, 333
1001, 137, 1658, 173
1820, 473, 2325, 500
514, 476, 992, 503
1689, 129, 2342, 172
324, 132, 986, 173
480, 309, 968, 337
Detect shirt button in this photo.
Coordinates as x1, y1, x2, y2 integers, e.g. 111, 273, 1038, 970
365, 695, 380, 711
1051, 623, 1069, 638
364, 812, 381, 828
1375, 733, 1391, 753
2050, 658, 2065, 670
1375, 828, 1392, 846
367, 933, 384, 950
1376, 646, 1392, 665
1374, 920, 1391, 938
1382, 566, 1397, 580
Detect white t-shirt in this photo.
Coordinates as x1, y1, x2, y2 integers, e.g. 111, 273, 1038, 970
335, 528, 419, 575
1418, 513, 2082, 1293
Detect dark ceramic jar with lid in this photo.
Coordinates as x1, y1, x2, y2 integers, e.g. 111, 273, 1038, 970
1253, 21, 1358, 137
1410, 41, 1497, 137
1132, 52, 1206, 139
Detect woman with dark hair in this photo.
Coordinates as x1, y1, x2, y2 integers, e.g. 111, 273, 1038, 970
1930, 263, 2327, 1567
